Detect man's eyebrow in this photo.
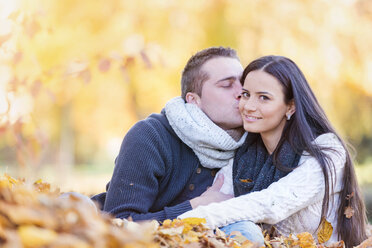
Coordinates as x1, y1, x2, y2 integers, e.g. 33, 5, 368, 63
216, 76, 238, 83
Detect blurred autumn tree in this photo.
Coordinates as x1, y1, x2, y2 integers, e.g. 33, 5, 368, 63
0, 0, 372, 180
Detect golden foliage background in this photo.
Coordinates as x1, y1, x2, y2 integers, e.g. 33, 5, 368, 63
0, 0, 372, 194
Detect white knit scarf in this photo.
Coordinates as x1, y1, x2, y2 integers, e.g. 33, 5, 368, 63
165, 97, 247, 169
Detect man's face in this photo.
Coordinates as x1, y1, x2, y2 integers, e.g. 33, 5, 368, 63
193, 57, 244, 130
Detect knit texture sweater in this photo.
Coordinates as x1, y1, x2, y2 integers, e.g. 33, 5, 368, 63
179, 133, 346, 245
92, 112, 216, 221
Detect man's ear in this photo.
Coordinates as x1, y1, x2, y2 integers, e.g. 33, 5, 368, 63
185, 92, 201, 106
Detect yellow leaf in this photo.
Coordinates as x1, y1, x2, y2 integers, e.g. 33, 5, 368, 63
34, 179, 43, 184
162, 219, 172, 228
182, 223, 193, 234
158, 226, 184, 236
283, 233, 296, 246
0, 179, 12, 189
181, 217, 206, 226
239, 179, 253, 183
241, 240, 255, 248
18, 225, 57, 247
33, 179, 51, 193
294, 232, 316, 248
344, 206, 355, 218
0, 174, 22, 189
327, 240, 345, 248
184, 230, 200, 243
171, 218, 183, 227
317, 218, 333, 243
46, 233, 90, 248
1, 203, 57, 228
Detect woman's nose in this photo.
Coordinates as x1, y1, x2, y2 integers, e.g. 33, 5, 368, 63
242, 98, 257, 111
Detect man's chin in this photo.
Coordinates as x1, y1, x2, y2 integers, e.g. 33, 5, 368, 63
214, 116, 243, 130
223, 123, 244, 131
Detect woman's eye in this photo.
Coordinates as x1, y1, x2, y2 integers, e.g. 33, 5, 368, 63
259, 95, 269, 100
241, 92, 249, 98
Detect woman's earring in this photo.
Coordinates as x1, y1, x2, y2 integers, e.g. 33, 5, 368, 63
286, 114, 291, 120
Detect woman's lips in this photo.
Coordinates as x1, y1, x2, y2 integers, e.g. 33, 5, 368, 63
242, 114, 262, 122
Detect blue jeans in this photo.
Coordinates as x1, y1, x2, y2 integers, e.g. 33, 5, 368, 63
220, 220, 265, 245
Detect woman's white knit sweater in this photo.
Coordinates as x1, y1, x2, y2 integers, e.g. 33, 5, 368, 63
179, 133, 346, 244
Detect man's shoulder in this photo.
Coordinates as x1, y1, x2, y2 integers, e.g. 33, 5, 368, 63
135, 112, 167, 130
128, 111, 177, 139
146, 112, 169, 126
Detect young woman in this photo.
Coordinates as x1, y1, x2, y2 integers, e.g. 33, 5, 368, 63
179, 55, 367, 247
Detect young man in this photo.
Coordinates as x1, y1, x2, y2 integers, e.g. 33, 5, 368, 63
92, 47, 246, 221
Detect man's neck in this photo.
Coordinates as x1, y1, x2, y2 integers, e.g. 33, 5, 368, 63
225, 127, 245, 141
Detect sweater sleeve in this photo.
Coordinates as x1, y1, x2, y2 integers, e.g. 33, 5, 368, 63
103, 119, 192, 222
179, 133, 346, 229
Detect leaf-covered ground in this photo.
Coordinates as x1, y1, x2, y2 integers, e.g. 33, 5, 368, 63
0, 174, 371, 248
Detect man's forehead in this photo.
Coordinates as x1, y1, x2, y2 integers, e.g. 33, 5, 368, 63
201, 57, 242, 79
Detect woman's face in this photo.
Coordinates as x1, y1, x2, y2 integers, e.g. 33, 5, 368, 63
239, 70, 295, 138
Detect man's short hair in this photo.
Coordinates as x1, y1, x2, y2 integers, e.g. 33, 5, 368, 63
181, 47, 239, 100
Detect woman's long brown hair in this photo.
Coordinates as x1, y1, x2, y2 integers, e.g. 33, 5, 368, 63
242, 55, 367, 247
